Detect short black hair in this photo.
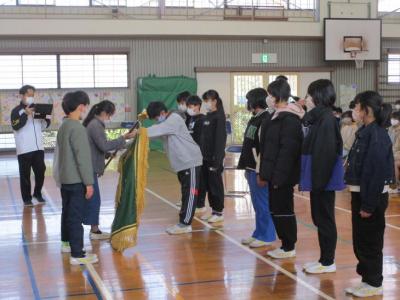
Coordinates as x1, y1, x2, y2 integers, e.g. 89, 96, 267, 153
246, 88, 267, 110
62, 91, 90, 115
147, 101, 168, 119
276, 75, 288, 82
267, 80, 291, 103
186, 95, 202, 106
333, 106, 343, 114
349, 100, 356, 110
177, 91, 191, 103
19, 85, 36, 95
342, 110, 354, 121
395, 99, 400, 105
292, 96, 300, 102
392, 111, 400, 121
307, 79, 336, 107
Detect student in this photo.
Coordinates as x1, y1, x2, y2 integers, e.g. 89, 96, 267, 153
11, 85, 50, 206
259, 79, 304, 259
341, 110, 358, 159
238, 88, 276, 248
300, 79, 345, 274
200, 90, 227, 223
332, 106, 343, 127
186, 95, 207, 213
56, 91, 98, 265
144, 101, 203, 234
82, 100, 136, 240
388, 111, 400, 193
344, 91, 393, 297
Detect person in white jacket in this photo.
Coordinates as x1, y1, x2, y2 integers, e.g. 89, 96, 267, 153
11, 85, 50, 207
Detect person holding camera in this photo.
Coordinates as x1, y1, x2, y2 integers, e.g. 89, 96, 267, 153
11, 85, 51, 207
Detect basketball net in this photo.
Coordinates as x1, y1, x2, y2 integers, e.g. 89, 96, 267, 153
351, 51, 364, 69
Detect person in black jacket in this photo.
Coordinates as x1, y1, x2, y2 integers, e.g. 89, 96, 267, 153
259, 79, 304, 259
200, 90, 227, 223
300, 79, 345, 274
186, 95, 207, 213
344, 91, 394, 297
238, 88, 276, 248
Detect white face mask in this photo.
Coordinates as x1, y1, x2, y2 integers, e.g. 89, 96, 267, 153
266, 95, 275, 109
204, 102, 212, 112
391, 119, 399, 126
25, 97, 34, 106
305, 95, 315, 112
178, 104, 187, 112
157, 114, 167, 123
395, 105, 400, 110
187, 108, 198, 116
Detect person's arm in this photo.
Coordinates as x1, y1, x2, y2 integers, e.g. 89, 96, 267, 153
11, 106, 29, 131
311, 117, 340, 191
147, 115, 176, 138
210, 115, 227, 168
271, 118, 303, 187
360, 140, 389, 214
70, 126, 94, 187
88, 123, 126, 153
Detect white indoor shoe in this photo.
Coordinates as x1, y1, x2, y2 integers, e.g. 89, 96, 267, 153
346, 282, 383, 297
241, 237, 256, 245
89, 231, 110, 240
166, 224, 192, 235
267, 248, 296, 259
304, 262, 336, 274
249, 239, 272, 248
207, 214, 224, 223
69, 254, 98, 265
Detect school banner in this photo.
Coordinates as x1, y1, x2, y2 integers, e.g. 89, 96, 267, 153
111, 127, 149, 252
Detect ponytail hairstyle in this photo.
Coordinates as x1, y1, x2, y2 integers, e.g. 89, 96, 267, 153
267, 79, 291, 103
82, 100, 116, 127
202, 89, 225, 114
354, 91, 392, 128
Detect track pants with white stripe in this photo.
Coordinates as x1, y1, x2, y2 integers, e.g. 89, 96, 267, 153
177, 166, 201, 225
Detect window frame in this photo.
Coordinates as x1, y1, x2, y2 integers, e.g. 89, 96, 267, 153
0, 52, 129, 91
387, 52, 400, 85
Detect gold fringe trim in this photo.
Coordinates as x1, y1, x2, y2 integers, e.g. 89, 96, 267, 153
111, 127, 149, 252
111, 226, 138, 252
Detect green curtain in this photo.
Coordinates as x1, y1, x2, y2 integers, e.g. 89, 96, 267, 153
137, 75, 197, 150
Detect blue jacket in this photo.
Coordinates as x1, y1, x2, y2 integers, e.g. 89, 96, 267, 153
344, 122, 395, 213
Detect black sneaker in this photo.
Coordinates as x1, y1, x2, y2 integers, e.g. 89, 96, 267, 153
24, 201, 34, 207
33, 195, 46, 204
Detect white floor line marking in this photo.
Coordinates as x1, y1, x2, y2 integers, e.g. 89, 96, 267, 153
294, 193, 400, 231
145, 188, 335, 300
85, 263, 114, 300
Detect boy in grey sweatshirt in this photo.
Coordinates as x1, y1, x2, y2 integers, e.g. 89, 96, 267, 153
145, 101, 203, 235
56, 91, 98, 265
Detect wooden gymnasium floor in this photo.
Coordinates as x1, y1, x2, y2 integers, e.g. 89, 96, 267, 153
1, 151, 400, 300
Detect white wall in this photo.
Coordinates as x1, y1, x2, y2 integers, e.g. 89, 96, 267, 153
299, 72, 331, 98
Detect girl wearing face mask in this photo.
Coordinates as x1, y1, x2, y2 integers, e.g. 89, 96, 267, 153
388, 111, 400, 193
82, 100, 136, 240
340, 111, 358, 159
200, 90, 227, 223
300, 79, 345, 274
259, 79, 304, 259
344, 91, 393, 297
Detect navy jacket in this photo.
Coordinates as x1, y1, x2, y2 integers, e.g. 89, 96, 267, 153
344, 122, 395, 213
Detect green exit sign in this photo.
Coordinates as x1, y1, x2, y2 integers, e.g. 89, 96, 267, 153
261, 54, 269, 63
252, 53, 277, 64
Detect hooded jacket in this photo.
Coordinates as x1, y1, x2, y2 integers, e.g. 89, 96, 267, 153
259, 103, 304, 187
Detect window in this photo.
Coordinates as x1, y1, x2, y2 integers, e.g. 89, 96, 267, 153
55, 0, 89, 5
60, 55, 95, 88
22, 55, 58, 89
18, 0, 55, 4
0, 56, 22, 89
378, 0, 400, 12
95, 55, 128, 88
60, 54, 128, 88
388, 54, 400, 83
92, 0, 127, 6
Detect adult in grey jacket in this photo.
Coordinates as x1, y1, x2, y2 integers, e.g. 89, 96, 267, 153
141, 101, 202, 235
82, 100, 136, 240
